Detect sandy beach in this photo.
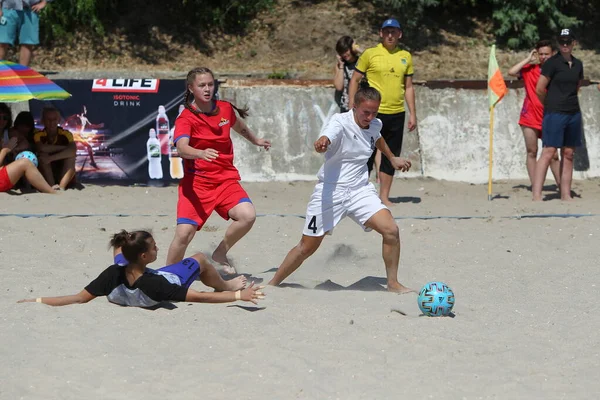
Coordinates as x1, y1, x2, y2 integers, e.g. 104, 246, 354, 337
1, 177, 599, 399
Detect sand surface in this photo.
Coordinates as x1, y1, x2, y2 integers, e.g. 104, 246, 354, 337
1, 178, 600, 399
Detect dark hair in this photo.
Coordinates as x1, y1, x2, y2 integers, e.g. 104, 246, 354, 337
336, 36, 354, 55
109, 230, 153, 263
12, 111, 35, 144
41, 106, 60, 120
0, 103, 13, 129
14, 111, 34, 129
536, 40, 553, 51
183, 67, 249, 119
354, 87, 381, 106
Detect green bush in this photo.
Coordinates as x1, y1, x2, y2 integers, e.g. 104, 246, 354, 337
39, 0, 588, 50
490, 0, 581, 48
40, 0, 275, 43
41, 0, 118, 40
267, 71, 290, 79
373, 0, 583, 49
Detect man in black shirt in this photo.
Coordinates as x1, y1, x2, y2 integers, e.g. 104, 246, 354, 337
533, 28, 583, 201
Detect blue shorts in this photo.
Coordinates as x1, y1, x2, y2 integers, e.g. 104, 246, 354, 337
541, 112, 582, 148
113, 254, 201, 288
0, 8, 40, 46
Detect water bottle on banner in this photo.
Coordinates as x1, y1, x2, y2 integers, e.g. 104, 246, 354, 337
168, 104, 185, 179
156, 105, 170, 155
147, 128, 163, 179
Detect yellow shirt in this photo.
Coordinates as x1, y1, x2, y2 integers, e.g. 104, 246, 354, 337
355, 43, 414, 114
33, 127, 74, 146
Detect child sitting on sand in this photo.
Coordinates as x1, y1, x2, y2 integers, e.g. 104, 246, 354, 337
18, 230, 265, 307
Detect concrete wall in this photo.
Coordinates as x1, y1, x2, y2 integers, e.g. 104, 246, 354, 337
220, 82, 600, 183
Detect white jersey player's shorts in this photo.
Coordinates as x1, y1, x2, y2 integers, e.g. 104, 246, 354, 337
303, 182, 388, 236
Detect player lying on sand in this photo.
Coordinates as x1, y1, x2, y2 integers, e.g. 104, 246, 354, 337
268, 87, 414, 293
18, 230, 264, 307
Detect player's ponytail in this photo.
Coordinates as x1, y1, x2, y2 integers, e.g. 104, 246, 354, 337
109, 230, 153, 263
230, 102, 249, 119
109, 230, 129, 249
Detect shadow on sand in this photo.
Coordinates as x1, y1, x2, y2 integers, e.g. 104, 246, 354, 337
259, 268, 391, 292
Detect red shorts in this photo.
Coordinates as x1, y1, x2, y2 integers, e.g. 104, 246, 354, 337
0, 167, 14, 192
519, 119, 543, 138
177, 178, 251, 230
518, 101, 543, 133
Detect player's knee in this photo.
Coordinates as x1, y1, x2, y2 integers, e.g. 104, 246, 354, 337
241, 211, 256, 225
175, 228, 196, 245
381, 223, 399, 241
526, 146, 538, 158
230, 202, 256, 224
190, 252, 209, 264
297, 239, 319, 258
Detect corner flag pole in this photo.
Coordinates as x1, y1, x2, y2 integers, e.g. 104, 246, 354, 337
488, 106, 494, 201
487, 44, 507, 201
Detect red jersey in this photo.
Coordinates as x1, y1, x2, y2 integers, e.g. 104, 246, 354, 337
518, 64, 544, 131
174, 101, 240, 182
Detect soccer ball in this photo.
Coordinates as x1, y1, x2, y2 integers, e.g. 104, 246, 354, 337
418, 281, 455, 317
15, 151, 38, 167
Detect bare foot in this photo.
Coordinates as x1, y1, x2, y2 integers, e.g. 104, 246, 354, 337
387, 282, 416, 294
532, 195, 542, 202
215, 263, 237, 275
223, 275, 247, 291
561, 196, 574, 202
212, 252, 237, 275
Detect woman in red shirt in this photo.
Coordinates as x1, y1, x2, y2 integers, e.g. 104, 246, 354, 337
508, 40, 560, 189
167, 67, 271, 274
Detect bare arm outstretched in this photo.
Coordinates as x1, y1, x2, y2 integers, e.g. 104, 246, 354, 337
185, 282, 265, 305
18, 289, 96, 306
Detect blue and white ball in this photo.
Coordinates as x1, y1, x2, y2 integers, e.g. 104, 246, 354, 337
418, 281, 455, 317
15, 151, 38, 167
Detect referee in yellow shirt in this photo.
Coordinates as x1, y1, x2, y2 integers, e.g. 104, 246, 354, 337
348, 18, 417, 207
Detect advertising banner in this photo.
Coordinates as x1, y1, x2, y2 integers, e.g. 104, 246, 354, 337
29, 78, 187, 184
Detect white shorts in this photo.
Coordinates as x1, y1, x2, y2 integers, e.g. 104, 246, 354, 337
302, 182, 387, 236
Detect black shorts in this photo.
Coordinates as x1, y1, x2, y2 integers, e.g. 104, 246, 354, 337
367, 112, 405, 176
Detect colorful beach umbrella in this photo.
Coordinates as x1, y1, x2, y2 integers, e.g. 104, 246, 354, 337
0, 61, 71, 102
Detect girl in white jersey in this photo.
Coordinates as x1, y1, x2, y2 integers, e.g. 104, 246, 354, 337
268, 87, 414, 293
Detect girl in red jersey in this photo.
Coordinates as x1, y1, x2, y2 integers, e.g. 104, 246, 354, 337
508, 40, 560, 189
166, 67, 271, 274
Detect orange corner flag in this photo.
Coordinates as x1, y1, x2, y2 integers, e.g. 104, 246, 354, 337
488, 45, 507, 108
